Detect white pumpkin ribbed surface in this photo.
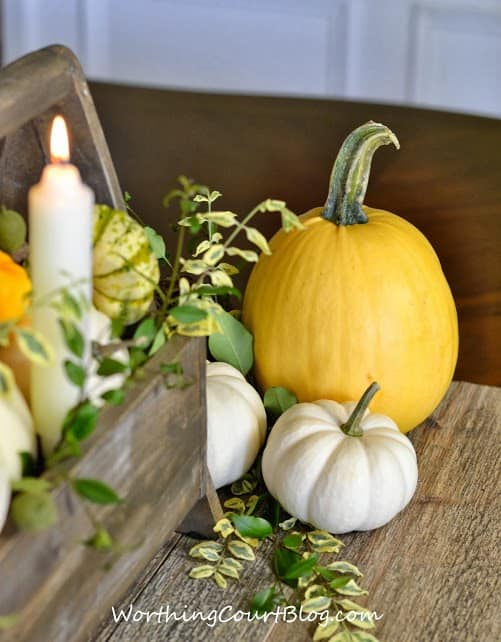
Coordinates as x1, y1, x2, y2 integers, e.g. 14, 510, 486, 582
206, 362, 267, 489
0, 380, 36, 481
262, 399, 418, 533
0, 466, 10, 534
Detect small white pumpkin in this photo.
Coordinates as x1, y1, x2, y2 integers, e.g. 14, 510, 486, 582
262, 383, 418, 533
0, 466, 10, 534
87, 306, 129, 406
207, 362, 267, 489
0, 374, 36, 481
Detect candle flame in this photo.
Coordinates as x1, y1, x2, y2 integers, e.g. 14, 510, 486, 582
50, 116, 70, 163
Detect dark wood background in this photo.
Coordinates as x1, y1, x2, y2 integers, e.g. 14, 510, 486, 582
88, 82, 500, 386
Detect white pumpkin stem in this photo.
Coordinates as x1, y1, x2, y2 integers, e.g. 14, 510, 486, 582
340, 382, 381, 437
322, 122, 399, 226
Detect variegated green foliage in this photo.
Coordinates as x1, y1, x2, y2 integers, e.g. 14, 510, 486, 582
151, 178, 303, 374
187, 463, 380, 640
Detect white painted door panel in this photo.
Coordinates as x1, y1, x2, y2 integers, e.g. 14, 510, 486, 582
2, 0, 501, 117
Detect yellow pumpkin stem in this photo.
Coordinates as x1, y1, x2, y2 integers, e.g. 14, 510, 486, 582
322, 122, 400, 226
340, 381, 381, 437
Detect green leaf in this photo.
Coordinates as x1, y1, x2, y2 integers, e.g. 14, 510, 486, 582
250, 586, 277, 616
11, 477, 52, 494
282, 532, 303, 550
214, 571, 227, 589
274, 546, 301, 580
97, 357, 129, 376
189, 541, 223, 560
245, 494, 261, 515
231, 475, 257, 495
209, 269, 233, 288
327, 575, 352, 589
245, 226, 271, 255
0, 361, 14, 395
326, 561, 363, 577
324, 633, 352, 642
204, 211, 237, 227
169, 305, 208, 324
72, 478, 122, 504
149, 328, 166, 355
11, 491, 58, 531
133, 317, 157, 347
334, 579, 368, 596
208, 310, 253, 375
56, 290, 83, 320
58, 319, 85, 358
189, 565, 215, 579
0, 614, 19, 631
336, 600, 374, 629
194, 284, 241, 299
218, 559, 241, 579
124, 191, 132, 202
63, 402, 99, 441
110, 319, 125, 339
20, 451, 38, 477
15, 328, 54, 366
213, 518, 234, 538
229, 514, 272, 539
202, 244, 224, 266
344, 611, 376, 631
189, 544, 221, 562
280, 206, 305, 232
181, 259, 208, 275
300, 595, 331, 613
313, 618, 340, 640
144, 226, 167, 261
64, 360, 86, 388
85, 526, 114, 551
350, 632, 380, 642
279, 516, 297, 530
101, 389, 126, 406
223, 497, 246, 513
263, 387, 297, 419
221, 557, 243, 571
228, 540, 255, 561
282, 553, 319, 580
225, 247, 259, 262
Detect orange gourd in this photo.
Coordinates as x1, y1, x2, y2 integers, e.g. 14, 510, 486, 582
0, 251, 31, 323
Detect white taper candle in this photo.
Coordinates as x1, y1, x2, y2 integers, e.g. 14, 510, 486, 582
29, 116, 94, 454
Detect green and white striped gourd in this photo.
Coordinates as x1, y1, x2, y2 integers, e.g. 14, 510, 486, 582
93, 205, 159, 325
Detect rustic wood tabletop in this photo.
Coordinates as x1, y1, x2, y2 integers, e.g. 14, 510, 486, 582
93, 381, 500, 642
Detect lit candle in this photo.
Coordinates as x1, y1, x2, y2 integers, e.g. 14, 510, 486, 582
29, 115, 94, 455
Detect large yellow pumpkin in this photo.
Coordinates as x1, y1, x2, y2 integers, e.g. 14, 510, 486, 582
242, 122, 458, 432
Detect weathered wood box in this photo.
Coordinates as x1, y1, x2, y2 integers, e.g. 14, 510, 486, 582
0, 46, 219, 641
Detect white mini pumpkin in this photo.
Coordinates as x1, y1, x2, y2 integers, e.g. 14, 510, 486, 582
207, 362, 267, 489
0, 374, 36, 481
0, 466, 10, 534
262, 383, 418, 533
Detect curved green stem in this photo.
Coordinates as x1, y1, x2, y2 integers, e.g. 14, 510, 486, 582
340, 382, 380, 437
322, 122, 399, 226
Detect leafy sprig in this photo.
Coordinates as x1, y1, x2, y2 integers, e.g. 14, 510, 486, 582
188, 403, 380, 641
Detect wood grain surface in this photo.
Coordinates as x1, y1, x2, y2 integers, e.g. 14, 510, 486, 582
0, 336, 207, 642
94, 381, 500, 642
89, 84, 501, 386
